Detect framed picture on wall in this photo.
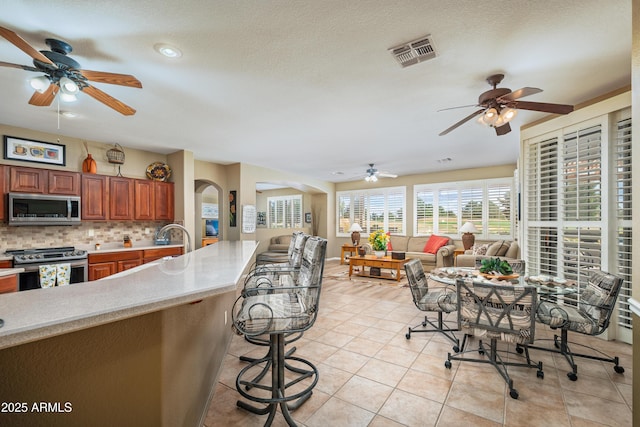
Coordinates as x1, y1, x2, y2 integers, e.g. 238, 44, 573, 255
3, 136, 66, 166
229, 191, 237, 227
305, 212, 312, 223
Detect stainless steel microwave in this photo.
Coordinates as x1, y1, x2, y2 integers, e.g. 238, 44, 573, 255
8, 193, 81, 226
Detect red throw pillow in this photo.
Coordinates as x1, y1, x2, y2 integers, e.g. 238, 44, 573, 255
386, 232, 393, 251
423, 235, 450, 254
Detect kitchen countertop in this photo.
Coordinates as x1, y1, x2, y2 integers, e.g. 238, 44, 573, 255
0, 240, 258, 350
0, 268, 23, 277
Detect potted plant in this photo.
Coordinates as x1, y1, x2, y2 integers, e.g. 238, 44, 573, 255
368, 229, 390, 258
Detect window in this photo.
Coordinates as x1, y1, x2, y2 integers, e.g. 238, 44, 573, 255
337, 187, 405, 235
413, 178, 514, 238
267, 195, 302, 228
523, 108, 632, 343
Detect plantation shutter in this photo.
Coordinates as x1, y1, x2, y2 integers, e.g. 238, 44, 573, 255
460, 186, 482, 226
415, 189, 434, 235
438, 188, 458, 235
387, 188, 404, 234
614, 114, 632, 334
486, 183, 512, 236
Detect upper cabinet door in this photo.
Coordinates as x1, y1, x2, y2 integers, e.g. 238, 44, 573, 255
108, 177, 134, 221
134, 179, 155, 220
81, 174, 108, 220
48, 170, 81, 195
154, 181, 174, 221
9, 166, 48, 193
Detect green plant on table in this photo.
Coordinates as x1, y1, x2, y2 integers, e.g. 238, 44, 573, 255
479, 258, 513, 275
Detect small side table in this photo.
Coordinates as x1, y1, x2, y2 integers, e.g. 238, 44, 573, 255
341, 244, 360, 265
453, 249, 465, 258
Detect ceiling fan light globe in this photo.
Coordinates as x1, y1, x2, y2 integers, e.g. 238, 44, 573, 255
482, 108, 499, 125
59, 77, 79, 95
29, 75, 50, 93
500, 107, 517, 123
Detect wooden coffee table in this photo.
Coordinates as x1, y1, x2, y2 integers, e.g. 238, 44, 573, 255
348, 255, 410, 282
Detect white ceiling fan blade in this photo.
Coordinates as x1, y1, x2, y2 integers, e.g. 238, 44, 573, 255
378, 172, 398, 178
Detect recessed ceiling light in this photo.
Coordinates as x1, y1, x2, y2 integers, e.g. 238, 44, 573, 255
60, 111, 77, 118
437, 157, 452, 163
331, 171, 344, 175
154, 43, 182, 58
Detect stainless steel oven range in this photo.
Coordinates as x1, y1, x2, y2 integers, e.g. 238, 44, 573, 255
6, 246, 88, 291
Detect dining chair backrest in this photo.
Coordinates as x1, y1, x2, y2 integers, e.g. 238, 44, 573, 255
288, 232, 310, 268
405, 259, 429, 303
456, 277, 538, 345
296, 236, 327, 308
580, 269, 624, 332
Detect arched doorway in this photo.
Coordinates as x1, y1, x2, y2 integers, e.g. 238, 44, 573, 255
194, 180, 222, 249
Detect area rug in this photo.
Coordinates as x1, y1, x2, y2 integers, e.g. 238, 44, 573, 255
322, 260, 409, 287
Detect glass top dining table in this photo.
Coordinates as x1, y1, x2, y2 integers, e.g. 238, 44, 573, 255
428, 267, 579, 296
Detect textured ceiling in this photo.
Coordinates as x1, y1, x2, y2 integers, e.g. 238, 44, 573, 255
0, 1, 632, 183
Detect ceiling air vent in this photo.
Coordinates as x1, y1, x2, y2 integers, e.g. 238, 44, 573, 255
389, 35, 437, 68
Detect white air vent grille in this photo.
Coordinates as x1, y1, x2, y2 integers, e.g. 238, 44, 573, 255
390, 35, 437, 68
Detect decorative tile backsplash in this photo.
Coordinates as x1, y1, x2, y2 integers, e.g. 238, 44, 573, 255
0, 221, 171, 252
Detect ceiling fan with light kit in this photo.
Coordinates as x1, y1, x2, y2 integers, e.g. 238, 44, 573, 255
363, 163, 397, 182
438, 73, 573, 136
0, 25, 142, 115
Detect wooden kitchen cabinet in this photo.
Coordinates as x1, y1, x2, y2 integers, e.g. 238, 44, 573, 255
9, 166, 48, 193
134, 179, 155, 220
154, 181, 174, 221
82, 174, 108, 220
109, 177, 134, 220
0, 274, 18, 294
0, 260, 12, 268
88, 262, 116, 281
88, 250, 144, 281
143, 246, 182, 263
48, 170, 81, 195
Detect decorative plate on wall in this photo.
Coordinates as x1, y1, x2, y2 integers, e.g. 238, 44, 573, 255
146, 162, 171, 181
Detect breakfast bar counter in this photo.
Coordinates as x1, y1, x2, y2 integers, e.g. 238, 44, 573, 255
0, 240, 258, 427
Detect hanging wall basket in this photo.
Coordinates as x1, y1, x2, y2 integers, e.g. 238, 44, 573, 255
106, 143, 125, 176
106, 143, 125, 164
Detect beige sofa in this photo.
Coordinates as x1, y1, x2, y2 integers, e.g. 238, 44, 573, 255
364, 235, 456, 272
268, 235, 293, 252
454, 240, 521, 268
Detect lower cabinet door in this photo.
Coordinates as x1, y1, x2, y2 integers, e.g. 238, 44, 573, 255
89, 262, 116, 281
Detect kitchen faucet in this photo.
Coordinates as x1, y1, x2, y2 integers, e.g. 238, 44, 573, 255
156, 223, 193, 253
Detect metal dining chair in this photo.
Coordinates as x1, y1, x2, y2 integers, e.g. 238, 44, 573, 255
445, 277, 543, 399
530, 269, 625, 381
404, 259, 459, 350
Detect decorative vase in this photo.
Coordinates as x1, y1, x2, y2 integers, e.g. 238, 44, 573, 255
82, 153, 97, 174
374, 250, 386, 258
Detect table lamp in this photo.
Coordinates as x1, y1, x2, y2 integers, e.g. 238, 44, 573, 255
348, 223, 363, 245
459, 221, 479, 250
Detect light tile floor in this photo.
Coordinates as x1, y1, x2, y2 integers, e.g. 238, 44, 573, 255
203, 260, 633, 426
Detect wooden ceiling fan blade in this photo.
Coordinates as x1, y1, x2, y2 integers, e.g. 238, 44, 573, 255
513, 100, 574, 114
495, 122, 511, 136
28, 84, 57, 106
82, 84, 136, 116
80, 70, 142, 88
0, 26, 57, 68
498, 87, 542, 102
0, 61, 39, 72
439, 109, 485, 136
